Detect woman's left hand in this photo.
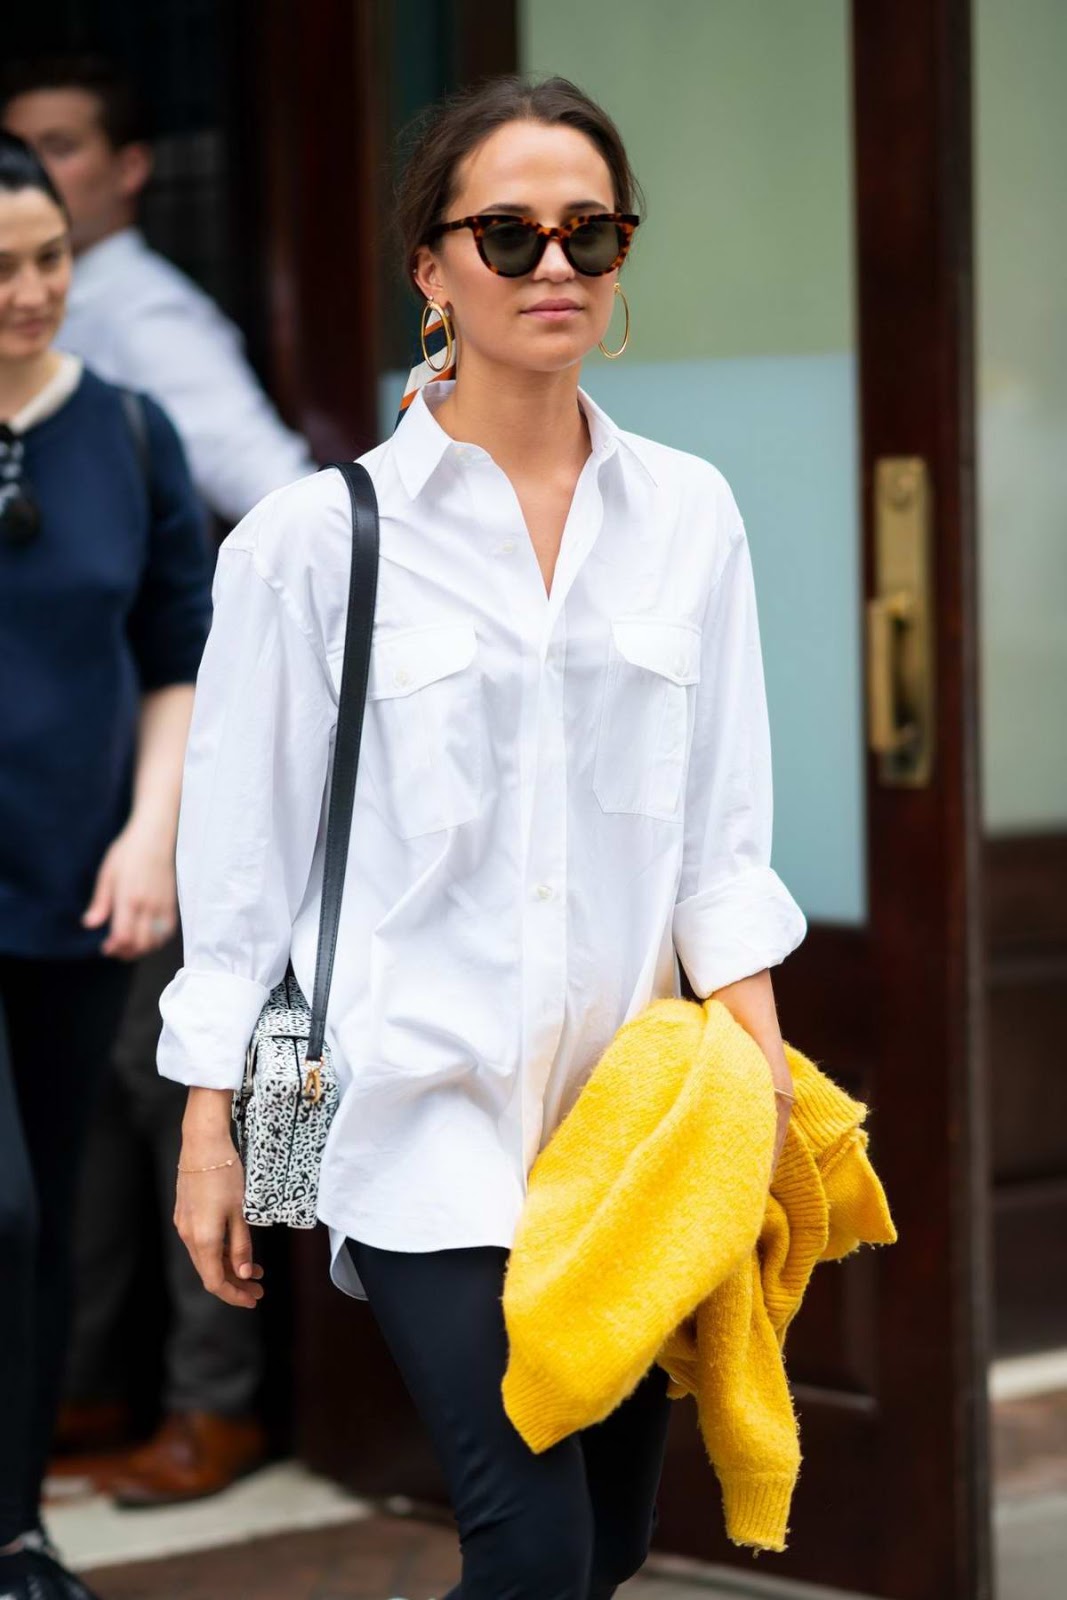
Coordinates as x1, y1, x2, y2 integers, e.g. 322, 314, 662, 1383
82, 822, 177, 959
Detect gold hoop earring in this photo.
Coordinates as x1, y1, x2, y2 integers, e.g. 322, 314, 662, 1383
420, 299, 455, 372
597, 283, 630, 360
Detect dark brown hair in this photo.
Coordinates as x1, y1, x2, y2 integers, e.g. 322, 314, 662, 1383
395, 74, 643, 292
0, 129, 68, 219
0, 55, 149, 150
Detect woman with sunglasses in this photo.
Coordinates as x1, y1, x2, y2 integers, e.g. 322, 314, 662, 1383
0, 133, 210, 1599
165, 76, 805, 1598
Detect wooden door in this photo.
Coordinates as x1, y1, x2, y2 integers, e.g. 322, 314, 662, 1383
655, 2, 990, 1596
242, 3, 992, 1597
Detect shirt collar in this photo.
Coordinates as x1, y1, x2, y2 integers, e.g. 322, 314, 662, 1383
9, 353, 84, 434
392, 379, 655, 501
391, 381, 459, 500
578, 386, 658, 486
68, 227, 145, 313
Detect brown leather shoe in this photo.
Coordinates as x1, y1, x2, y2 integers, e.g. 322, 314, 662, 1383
108, 1411, 267, 1508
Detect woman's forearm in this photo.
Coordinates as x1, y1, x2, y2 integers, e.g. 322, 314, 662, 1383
184, 1085, 237, 1140
81, 683, 196, 955
710, 968, 793, 1094
128, 683, 195, 846
711, 968, 794, 1167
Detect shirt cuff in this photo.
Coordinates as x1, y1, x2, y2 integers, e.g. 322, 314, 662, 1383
673, 865, 807, 998
157, 967, 270, 1090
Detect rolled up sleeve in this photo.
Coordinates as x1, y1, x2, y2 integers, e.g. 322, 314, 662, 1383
157, 531, 335, 1089
673, 504, 806, 997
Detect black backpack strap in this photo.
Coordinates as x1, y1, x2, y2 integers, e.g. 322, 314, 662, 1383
119, 387, 165, 527
304, 461, 379, 1077
119, 389, 151, 484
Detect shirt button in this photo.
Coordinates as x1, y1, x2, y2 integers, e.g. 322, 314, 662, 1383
534, 883, 554, 901
394, 667, 412, 688
494, 540, 516, 556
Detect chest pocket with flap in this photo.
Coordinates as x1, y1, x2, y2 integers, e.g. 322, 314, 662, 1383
593, 617, 701, 820
367, 620, 482, 838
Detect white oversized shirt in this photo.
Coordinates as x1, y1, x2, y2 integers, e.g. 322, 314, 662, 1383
157, 381, 806, 1297
59, 228, 315, 522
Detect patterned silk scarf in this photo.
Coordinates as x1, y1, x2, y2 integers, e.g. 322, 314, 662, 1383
396, 307, 456, 428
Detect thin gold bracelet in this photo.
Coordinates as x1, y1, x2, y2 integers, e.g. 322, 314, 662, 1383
177, 1156, 237, 1175
773, 1087, 796, 1103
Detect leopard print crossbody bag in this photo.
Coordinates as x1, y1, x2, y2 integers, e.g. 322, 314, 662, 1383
232, 461, 379, 1227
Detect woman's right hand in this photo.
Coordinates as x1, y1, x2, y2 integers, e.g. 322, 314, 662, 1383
174, 1088, 264, 1309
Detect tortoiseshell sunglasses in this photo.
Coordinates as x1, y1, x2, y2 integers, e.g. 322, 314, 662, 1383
427, 212, 640, 278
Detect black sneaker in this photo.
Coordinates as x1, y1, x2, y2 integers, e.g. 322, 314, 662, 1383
28, 1549, 103, 1600
11, 1530, 58, 1565
0, 1547, 103, 1600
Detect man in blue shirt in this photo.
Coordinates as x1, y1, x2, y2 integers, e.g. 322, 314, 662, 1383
3, 55, 317, 1506
4, 57, 315, 520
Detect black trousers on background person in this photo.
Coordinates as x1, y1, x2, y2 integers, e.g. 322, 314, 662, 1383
66, 935, 264, 1417
0, 952, 132, 1544
347, 1238, 675, 1600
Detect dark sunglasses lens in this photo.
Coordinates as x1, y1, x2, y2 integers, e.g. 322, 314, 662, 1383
567, 218, 624, 275
480, 219, 542, 276
0, 489, 41, 548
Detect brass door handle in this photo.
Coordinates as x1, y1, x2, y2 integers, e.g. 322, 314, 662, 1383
867, 459, 935, 786
867, 589, 918, 755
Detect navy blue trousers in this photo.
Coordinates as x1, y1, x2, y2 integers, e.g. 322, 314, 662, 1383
0, 953, 132, 1542
348, 1239, 674, 1600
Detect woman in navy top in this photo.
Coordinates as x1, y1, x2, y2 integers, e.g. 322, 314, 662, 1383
0, 133, 210, 1600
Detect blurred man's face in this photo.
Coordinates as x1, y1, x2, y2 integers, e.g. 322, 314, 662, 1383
3, 88, 150, 254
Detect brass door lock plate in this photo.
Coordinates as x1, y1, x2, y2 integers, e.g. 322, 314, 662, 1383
866, 458, 935, 786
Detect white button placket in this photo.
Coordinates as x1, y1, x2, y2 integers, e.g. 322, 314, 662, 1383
519, 613, 570, 1170
460, 451, 553, 1173
463, 442, 609, 1180
516, 457, 608, 1174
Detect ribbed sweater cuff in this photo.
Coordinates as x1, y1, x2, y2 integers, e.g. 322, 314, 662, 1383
501, 1357, 582, 1454
719, 1471, 795, 1553
785, 1046, 865, 1139
769, 1137, 832, 1225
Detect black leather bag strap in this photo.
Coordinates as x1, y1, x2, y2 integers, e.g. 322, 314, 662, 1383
119, 389, 150, 481
306, 461, 379, 1066
119, 389, 158, 520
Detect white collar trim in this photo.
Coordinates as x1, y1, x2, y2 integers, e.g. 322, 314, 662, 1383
9, 353, 84, 434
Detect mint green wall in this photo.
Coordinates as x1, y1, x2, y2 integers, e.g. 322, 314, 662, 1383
975, 0, 1067, 832
520, 0, 853, 361
519, 1, 865, 923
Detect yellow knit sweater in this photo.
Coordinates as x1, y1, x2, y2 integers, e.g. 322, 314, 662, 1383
501, 997, 896, 1553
